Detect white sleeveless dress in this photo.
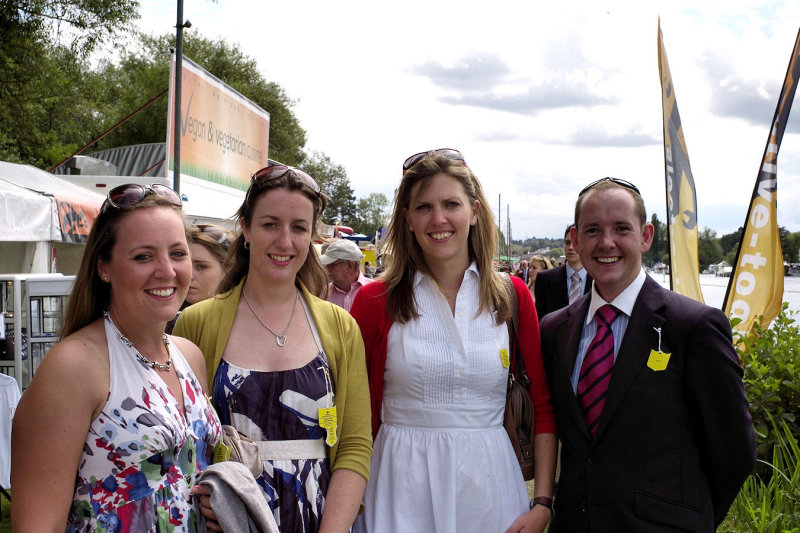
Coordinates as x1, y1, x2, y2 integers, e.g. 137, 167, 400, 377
360, 271, 529, 533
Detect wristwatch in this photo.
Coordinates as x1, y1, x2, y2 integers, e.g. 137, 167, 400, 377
530, 496, 554, 518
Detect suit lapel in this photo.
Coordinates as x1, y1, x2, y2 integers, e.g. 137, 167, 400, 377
558, 296, 593, 441
593, 277, 667, 441
556, 265, 569, 309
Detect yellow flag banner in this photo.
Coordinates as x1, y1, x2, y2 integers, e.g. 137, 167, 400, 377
723, 28, 800, 333
657, 22, 704, 303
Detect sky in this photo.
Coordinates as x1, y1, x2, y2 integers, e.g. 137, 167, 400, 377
134, 0, 800, 239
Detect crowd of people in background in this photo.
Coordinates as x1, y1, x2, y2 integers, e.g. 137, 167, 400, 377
10, 151, 756, 533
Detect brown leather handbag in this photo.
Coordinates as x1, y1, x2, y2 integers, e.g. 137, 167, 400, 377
502, 274, 536, 481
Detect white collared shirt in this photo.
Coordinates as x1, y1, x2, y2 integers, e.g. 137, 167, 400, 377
383, 262, 509, 411
566, 263, 588, 296
570, 268, 647, 392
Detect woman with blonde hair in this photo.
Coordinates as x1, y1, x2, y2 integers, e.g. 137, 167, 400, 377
527, 255, 553, 300
12, 184, 221, 531
351, 149, 557, 533
174, 165, 372, 532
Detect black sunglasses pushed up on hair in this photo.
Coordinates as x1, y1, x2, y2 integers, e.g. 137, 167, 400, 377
402, 148, 467, 174
102, 184, 182, 213
251, 165, 321, 194
195, 224, 230, 249
578, 177, 641, 197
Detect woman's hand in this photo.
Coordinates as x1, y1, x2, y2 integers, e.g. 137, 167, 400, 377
191, 485, 222, 532
504, 504, 551, 533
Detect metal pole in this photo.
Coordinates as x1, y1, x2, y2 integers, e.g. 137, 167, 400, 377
498, 194, 501, 262
507, 204, 511, 261
174, 0, 185, 194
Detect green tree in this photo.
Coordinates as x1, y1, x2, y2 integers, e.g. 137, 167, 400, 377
785, 232, 800, 264
697, 227, 723, 271
302, 151, 356, 226
720, 227, 743, 257
10, 0, 139, 57
643, 213, 668, 266
93, 33, 307, 166
0, 1, 138, 165
778, 226, 800, 264
352, 193, 389, 235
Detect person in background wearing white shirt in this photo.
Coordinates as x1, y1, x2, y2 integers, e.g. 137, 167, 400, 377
321, 239, 373, 312
350, 149, 557, 533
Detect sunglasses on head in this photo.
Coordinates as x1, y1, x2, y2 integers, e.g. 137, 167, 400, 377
102, 184, 182, 213
402, 148, 467, 174
251, 165, 321, 194
578, 177, 641, 197
195, 224, 230, 248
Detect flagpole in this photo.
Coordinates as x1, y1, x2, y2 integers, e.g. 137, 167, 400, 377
722, 27, 800, 332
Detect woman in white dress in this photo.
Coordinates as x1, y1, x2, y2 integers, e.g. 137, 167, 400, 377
351, 149, 557, 533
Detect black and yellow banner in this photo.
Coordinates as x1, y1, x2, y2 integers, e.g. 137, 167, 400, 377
723, 28, 800, 333
658, 21, 704, 303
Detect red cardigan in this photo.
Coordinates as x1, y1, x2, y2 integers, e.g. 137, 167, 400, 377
350, 276, 557, 438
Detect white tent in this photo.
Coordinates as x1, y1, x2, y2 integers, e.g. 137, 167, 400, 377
0, 162, 104, 273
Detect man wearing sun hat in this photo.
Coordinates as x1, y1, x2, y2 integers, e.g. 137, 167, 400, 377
320, 239, 373, 312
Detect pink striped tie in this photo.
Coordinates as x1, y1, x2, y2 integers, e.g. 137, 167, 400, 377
577, 304, 620, 436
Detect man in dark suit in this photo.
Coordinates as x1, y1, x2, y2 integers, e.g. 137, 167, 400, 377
540, 178, 756, 532
514, 259, 530, 284
535, 225, 592, 319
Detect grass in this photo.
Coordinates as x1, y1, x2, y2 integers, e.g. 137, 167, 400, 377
0, 489, 10, 533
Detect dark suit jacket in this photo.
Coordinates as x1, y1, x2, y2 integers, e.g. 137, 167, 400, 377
514, 267, 530, 284
540, 276, 756, 532
534, 264, 592, 319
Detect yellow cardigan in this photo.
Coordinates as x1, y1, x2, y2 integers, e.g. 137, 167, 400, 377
173, 278, 372, 482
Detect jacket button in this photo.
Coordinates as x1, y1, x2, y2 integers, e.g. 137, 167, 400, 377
580, 500, 588, 512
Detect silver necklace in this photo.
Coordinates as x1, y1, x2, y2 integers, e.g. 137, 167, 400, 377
104, 311, 172, 371
242, 288, 298, 347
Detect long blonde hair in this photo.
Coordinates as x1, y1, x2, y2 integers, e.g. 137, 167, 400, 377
381, 152, 511, 324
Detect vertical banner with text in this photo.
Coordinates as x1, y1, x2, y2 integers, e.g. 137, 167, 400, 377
723, 28, 800, 333
166, 55, 270, 191
657, 21, 704, 303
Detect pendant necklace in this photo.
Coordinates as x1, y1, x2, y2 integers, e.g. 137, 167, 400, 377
104, 311, 172, 371
242, 287, 299, 347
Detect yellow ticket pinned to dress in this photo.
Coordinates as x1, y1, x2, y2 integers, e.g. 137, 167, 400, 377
319, 406, 338, 446
213, 439, 232, 463
499, 348, 510, 369
647, 349, 671, 371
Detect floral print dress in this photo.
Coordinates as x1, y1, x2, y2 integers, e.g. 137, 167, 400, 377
66, 318, 222, 532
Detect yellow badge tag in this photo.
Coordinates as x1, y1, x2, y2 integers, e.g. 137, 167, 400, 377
213, 440, 232, 464
647, 349, 671, 371
319, 406, 338, 446
500, 348, 510, 369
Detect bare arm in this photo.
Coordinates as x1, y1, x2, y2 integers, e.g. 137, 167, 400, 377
170, 335, 211, 393
318, 468, 367, 533
504, 432, 557, 533
11, 335, 108, 532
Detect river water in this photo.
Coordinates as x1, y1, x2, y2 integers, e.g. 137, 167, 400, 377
652, 273, 800, 317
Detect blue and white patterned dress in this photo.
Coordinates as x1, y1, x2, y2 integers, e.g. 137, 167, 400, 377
211, 352, 332, 532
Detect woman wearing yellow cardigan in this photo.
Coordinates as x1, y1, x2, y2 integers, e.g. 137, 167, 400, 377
174, 165, 371, 533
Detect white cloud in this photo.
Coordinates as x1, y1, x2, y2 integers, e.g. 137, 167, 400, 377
136, 0, 800, 239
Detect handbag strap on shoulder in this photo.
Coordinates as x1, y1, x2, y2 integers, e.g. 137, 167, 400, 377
501, 273, 528, 386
